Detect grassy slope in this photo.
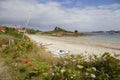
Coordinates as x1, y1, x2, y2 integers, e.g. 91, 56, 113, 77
0, 34, 59, 80
0, 35, 15, 80
0, 34, 14, 38
41, 27, 93, 37
0, 27, 59, 79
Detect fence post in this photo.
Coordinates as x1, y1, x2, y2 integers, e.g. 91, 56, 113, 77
9, 39, 14, 46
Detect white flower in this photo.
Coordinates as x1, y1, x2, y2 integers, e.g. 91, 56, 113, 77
72, 59, 76, 62
85, 72, 89, 76
53, 64, 56, 66
14, 63, 17, 66
91, 74, 96, 78
77, 65, 84, 69
73, 74, 76, 77
71, 76, 73, 78
92, 67, 96, 71
64, 61, 67, 63
60, 69, 65, 73
64, 61, 68, 64
52, 73, 54, 76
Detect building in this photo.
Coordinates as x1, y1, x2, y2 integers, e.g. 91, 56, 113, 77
0, 26, 6, 32
16, 27, 26, 33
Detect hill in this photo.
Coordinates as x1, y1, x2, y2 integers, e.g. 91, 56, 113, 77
41, 27, 92, 36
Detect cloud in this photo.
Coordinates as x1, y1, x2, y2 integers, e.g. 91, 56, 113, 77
98, 3, 120, 10
0, 0, 120, 31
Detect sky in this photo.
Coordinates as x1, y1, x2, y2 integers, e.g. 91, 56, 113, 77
0, 0, 120, 31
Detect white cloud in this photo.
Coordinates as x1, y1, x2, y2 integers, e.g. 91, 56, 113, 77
0, 0, 120, 31
98, 3, 120, 10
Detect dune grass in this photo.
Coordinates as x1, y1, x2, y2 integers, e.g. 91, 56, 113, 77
0, 36, 59, 80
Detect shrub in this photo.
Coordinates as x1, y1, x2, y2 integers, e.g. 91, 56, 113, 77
46, 53, 120, 80
3, 40, 33, 54
5, 27, 23, 39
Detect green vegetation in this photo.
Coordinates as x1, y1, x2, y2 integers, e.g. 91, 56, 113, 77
0, 26, 38, 39
27, 28, 40, 34
0, 26, 23, 39
41, 27, 93, 37
0, 37, 58, 80
1, 40, 120, 80
0, 27, 120, 80
49, 53, 120, 80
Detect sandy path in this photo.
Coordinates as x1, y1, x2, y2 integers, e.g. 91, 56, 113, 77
27, 34, 120, 58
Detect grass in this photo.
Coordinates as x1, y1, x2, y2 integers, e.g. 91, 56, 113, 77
0, 36, 59, 80
0, 28, 59, 79
0, 34, 14, 39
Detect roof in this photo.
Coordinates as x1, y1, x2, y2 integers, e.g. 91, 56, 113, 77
16, 27, 26, 30
0, 26, 5, 30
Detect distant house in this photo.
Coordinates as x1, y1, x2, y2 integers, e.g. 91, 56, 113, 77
0, 26, 6, 32
16, 27, 26, 33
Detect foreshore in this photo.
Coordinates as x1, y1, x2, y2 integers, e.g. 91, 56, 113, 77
27, 34, 120, 59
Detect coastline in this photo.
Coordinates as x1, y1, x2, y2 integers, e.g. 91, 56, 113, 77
80, 33, 120, 44
27, 34, 120, 59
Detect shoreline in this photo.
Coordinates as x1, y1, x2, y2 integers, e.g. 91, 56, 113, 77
79, 36, 120, 44
80, 33, 120, 44
27, 34, 120, 59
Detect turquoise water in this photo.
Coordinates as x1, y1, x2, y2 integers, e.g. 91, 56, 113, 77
82, 33, 120, 43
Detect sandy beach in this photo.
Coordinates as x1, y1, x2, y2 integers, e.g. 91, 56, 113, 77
27, 34, 120, 58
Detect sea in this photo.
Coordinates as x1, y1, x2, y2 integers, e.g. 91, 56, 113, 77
81, 32, 120, 43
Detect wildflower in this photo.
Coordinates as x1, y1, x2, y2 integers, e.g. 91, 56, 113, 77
90, 74, 96, 78
85, 72, 89, 76
73, 74, 76, 77
24, 60, 30, 64
52, 73, 54, 76
14, 63, 17, 66
92, 67, 96, 71
77, 65, 84, 69
64, 61, 67, 64
53, 64, 56, 66
60, 69, 65, 73
71, 76, 73, 79
72, 59, 76, 62
86, 68, 92, 72
63, 61, 67, 65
